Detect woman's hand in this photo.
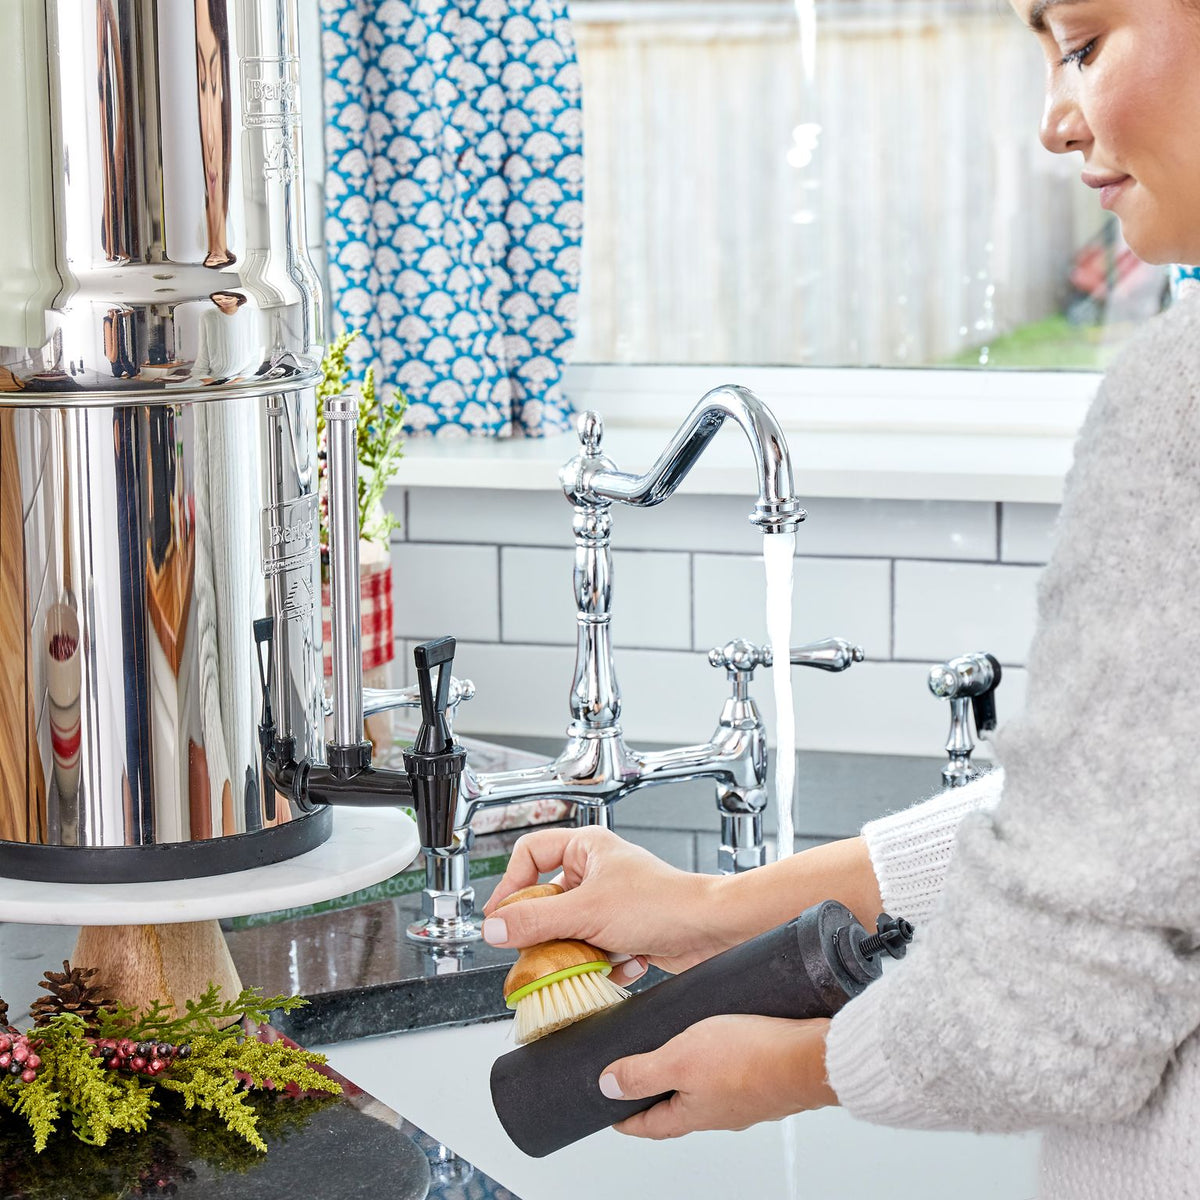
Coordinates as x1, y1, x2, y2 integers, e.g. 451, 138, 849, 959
598, 1015, 837, 1139
482, 827, 734, 980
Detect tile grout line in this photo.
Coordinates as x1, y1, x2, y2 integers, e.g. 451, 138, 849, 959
389, 637, 1028, 672
401, 539, 1006, 565
689, 552, 696, 651
889, 559, 896, 660
496, 545, 505, 643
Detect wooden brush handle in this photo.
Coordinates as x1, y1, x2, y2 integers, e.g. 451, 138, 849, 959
496, 883, 566, 910
498, 884, 611, 1001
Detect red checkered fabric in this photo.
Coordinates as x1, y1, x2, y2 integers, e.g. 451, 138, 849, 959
322, 559, 395, 676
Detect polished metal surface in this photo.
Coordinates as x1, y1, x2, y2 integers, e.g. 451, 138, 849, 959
0, 1, 327, 872
0, 0, 321, 402
362, 679, 475, 720
324, 395, 366, 758
783, 637, 866, 672
405, 845, 482, 946
929, 652, 1000, 788
560, 392, 807, 534
0, 390, 323, 851
708, 636, 865, 675
411, 394, 855, 939
928, 651, 998, 700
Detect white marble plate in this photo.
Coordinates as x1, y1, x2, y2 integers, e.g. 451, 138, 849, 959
0, 808, 420, 926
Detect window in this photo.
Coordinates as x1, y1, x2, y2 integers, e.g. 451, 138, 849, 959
571, 0, 1169, 371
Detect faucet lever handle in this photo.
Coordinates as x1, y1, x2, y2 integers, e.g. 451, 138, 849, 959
577, 410, 604, 456
786, 637, 865, 673
708, 638, 770, 674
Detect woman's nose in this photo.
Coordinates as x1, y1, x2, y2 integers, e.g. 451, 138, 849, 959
1040, 74, 1091, 155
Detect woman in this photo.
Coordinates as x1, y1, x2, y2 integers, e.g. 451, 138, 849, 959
483, 0, 1200, 1193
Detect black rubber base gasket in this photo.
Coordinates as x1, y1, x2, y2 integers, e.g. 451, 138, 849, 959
0, 806, 333, 884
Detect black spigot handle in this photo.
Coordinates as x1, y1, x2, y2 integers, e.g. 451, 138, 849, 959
405, 638, 468, 851
412, 636, 457, 756
253, 617, 276, 749
970, 653, 1003, 735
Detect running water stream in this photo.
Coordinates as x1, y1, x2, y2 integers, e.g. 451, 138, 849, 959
765, 531, 801, 1196
763, 532, 797, 861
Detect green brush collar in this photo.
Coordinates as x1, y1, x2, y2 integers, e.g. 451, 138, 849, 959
505, 961, 612, 1010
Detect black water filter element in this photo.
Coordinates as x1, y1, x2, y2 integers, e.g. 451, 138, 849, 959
490, 900, 907, 1158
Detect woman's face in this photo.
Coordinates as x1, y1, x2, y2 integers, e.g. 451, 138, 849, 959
1013, 0, 1200, 265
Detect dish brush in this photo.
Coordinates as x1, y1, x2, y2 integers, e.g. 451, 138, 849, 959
498, 883, 631, 1044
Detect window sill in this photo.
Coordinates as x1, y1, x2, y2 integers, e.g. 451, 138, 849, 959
390, 365, 1096, 504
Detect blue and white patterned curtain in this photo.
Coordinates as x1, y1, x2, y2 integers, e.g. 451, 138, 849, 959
321, 1, 582, 438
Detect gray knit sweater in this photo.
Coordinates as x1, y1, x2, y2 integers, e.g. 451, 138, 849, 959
825, 291, 1200, 1197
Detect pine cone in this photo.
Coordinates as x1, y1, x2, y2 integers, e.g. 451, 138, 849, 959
0, 995, 8, 1029
30, 960, 110, 1029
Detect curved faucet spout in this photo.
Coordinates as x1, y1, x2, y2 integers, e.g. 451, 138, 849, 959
565, 386, 806, 533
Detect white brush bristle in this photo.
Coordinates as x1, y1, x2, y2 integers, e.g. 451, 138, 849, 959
513, 970, 630, 1045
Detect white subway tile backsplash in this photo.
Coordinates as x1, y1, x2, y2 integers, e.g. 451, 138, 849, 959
500, 546, 574, 645
1001, 503, 1060, 564
894, 560, 1042, 666
449, 642, 578, 739
692, 554, 892, 659
501, 546, 692, 650
386, 489, 408, 541
799, 498, 997, 561
389, 484, 1041, 756
391, 543, 500, 642
453, 639, 1026, 758
402, 487, 997, 561
406, 487, 574, 547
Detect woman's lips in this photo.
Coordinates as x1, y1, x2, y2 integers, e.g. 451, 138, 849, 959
1082, 172, 1133, 210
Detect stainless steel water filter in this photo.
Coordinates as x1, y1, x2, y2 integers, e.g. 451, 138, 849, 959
0, 0, 329, 880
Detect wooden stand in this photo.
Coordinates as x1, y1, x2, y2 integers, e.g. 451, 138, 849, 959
73, 920, 243, 1018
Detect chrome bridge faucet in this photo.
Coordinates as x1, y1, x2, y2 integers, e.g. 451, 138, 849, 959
412, 387, 864, 945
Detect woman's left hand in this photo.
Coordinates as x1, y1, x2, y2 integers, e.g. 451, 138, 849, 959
597, 1015, 837, 1140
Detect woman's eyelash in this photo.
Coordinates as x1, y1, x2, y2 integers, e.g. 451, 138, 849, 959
1060, 39, 1097, 70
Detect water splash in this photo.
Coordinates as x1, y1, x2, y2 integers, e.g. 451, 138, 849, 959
764, 532, 797, 861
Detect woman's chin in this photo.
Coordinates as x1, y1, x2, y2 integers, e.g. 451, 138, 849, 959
1117, 219, 1200, 268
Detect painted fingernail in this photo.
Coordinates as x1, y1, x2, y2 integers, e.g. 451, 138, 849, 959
614, 960, 646, 984
608, 953, 633, 964
482, 918, 507, 945
599, 1073, 624, 1100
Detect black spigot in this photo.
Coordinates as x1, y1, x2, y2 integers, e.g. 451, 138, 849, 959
253, 616, 278, 760
403, 637, 468, 851
970, 653, 1003, 736
252, 616, 468, 839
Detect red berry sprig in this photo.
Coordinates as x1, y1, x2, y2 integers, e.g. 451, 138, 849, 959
0, 1031, 44, 1084
88, 1037, 192, 1077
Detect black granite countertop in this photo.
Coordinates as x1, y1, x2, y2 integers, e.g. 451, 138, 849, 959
221, 736, 947, 1045
0, 1050, 518, 1200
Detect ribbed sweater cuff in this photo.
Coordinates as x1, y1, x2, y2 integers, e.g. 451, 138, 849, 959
825, 978, 952, 1130
861, 769, 1004, 926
